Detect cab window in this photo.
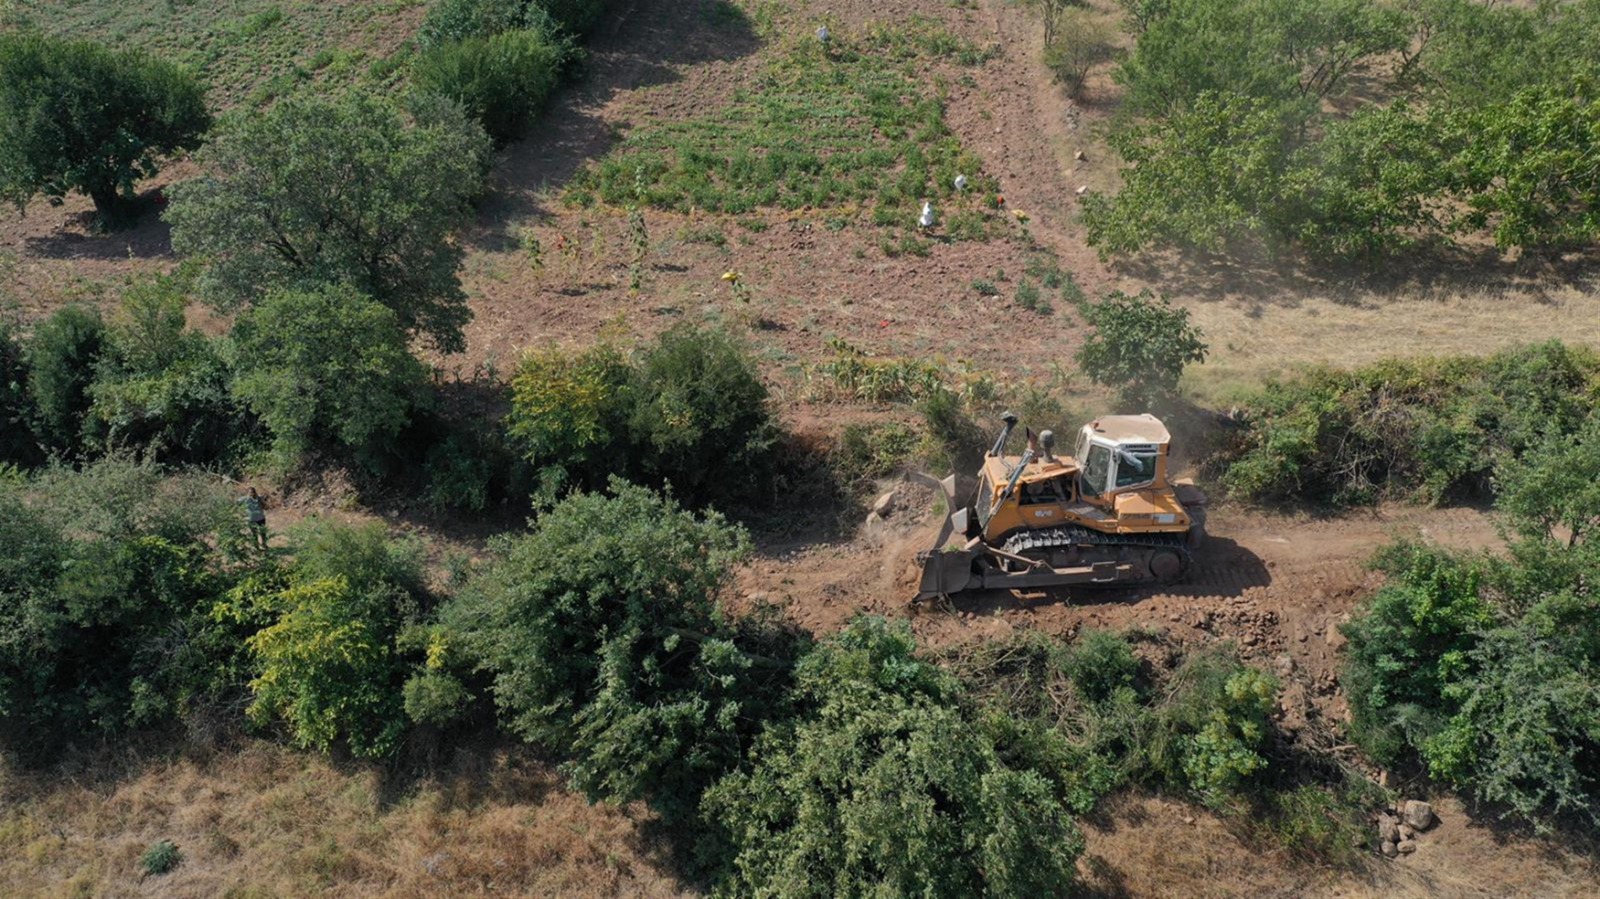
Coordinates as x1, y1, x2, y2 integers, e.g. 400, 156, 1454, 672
1114, 448, 1158, 489
1082, 444, 1111, 497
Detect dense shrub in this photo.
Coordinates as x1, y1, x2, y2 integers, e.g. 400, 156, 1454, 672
0, 321, 39, 466
629, 325, 776, 507
221, 520, 427, 758
418, 0, 608, 49
166, 93, 491, 352
87, 273, 251, 464
505, 342, 633, 503
412, 26, 569, 144
1075, 289, 1208, 405
505, 326, 776, 508
702, 617, 1084, 897
1214, 343, 1600, 507
0, 33, 209, 223
1144, 647, 1278, 806
0, 462, 250, 754
23, 306, 107, 454
1422, 592, 1600, 829
442, 482, 790, 820
1341, 544, 1492, 766
230, 285, 428, 468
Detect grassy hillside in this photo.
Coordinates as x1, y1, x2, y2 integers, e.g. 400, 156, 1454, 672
3, 0, 422, 108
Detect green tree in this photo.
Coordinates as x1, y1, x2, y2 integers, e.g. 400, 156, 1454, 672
24, 305, 107, 454
413, 27, 569, 144
1075, 289, 1207, 405
166, 93, 490, 352
1284, 102, 1452, 262
230, 285, 427, 466
701, 617, 1083, 897
1081, 93, 1296, 256
1449, 80, 1600, 252
443, 481, 778, 820
0, 33, 209, 224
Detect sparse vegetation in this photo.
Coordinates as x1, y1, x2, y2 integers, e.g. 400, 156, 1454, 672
570, 17, 996, 241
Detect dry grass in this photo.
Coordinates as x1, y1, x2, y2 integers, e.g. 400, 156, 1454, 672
1080, 794, 1600, 899
0, 740, 691, 898
1175, 282, 1600, 404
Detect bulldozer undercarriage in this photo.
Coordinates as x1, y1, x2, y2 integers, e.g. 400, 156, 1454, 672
915, 527, 1194, 602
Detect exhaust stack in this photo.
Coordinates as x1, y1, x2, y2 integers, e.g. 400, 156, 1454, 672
1040, 430, 1056, 462
989, 411, 1020, 457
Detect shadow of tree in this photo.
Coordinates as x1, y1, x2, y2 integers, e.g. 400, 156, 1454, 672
471, 0, 764, 245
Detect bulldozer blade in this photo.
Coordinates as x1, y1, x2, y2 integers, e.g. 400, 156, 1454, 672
910, 472, 976, 600
916, 547, 977, 600
910, 471, 963, 553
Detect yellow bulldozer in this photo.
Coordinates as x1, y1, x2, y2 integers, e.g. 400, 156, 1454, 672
913, 412, 1205, 602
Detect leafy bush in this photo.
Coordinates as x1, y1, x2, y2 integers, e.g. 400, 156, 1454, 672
1147, 648, 1277, 806
166, 92, 491, 352
1341, 544, 1492, 765
702, 617, 1084, 897
629, 325, 776, 507
1422, 591, 1600, 830
0, 321, 37, 466
24, 306, 107, 454
505, 342, 632, 503
87, 273, 251, 465
506, 326, 775, 507
413, 27, 569, 144
230, 285, 428, 467
1061, 629, 1141, 704
419, 0, 609, 47
1214, 343, 1600, 507
1075, 289, 1207, 405
0, 462, 249, 754
443, 481, 784, 820
223, 519, 427, 758
0, 33, 209, 223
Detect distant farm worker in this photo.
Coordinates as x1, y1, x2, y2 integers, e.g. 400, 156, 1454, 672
241, 487, 268, 549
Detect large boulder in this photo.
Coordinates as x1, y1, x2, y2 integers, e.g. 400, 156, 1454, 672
1402, 800, 1435, 831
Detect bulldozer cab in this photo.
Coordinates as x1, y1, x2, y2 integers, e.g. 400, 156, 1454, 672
1073, 415, 1169, 504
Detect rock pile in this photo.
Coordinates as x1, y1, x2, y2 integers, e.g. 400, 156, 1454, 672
1376, 799, 1435, 858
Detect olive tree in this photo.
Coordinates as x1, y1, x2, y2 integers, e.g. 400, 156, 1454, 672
0, 33, 209, 225
166, 94, 490, 352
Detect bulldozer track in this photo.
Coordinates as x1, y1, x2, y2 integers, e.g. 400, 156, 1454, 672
1001, 524, 1194, 580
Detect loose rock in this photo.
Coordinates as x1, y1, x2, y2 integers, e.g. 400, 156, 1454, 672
1381, 840, 1398, 858
1397, 839, 1418, 855
1402, 800, 1435, 830
873, 490, 897, 517
1377, 813, 1400, 845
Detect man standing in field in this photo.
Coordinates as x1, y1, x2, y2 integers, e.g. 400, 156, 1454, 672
240, 486, 268, 550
